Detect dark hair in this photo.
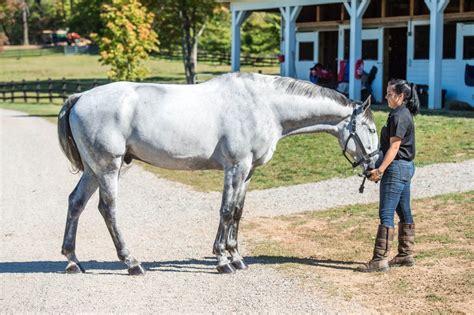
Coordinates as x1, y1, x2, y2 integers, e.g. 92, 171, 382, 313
387, 79, 420, 116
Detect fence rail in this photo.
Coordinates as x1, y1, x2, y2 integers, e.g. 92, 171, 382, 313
0, 46, 280, 67
156, 50, 279, 67
0, 78, 112, 103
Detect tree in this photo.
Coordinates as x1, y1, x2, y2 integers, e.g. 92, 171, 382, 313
0, 0, 21, 44
241, 13, 280, 55
155, 0, 218, 84
91, 0, 158, 81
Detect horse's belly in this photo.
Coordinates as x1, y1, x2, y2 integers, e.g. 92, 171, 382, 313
128, 141, 222, 170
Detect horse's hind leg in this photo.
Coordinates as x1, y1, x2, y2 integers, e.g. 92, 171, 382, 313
97, 163, 144, 275
62, 168, 98, 273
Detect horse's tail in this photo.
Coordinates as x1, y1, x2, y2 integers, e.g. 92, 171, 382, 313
58, 93, 84, 173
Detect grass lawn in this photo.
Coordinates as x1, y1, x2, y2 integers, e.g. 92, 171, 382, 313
1, 101, 473, 191
0, 53, 279, 82
243, 191, 474, 313
1, 53, 473, 191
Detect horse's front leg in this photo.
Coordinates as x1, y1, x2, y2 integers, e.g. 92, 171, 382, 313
213, 161, 251, 274
97, 165, 144, 275
226, 175, 252, 270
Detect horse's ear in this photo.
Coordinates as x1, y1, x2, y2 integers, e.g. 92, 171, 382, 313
362, 96, 371, 111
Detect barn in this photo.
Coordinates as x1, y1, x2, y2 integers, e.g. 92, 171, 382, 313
224, 0, 474, 108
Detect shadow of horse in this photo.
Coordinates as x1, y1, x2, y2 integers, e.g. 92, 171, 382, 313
0, 256, 362, 274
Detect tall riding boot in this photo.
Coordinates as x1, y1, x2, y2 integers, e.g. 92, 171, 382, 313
389, 223, 415, 267
357, 225, 394, 272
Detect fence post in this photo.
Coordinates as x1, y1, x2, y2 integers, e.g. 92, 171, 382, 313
1, 82, 5, 102
22, 79, 27, 102
10, 81, 14, 102
62, 77, 67, 102
76, 80, 82, 93
93, 79, 98, 88
48, 78, 53, 103
36, 79, 40, 103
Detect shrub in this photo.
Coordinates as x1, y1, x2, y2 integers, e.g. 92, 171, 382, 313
446, 100, 474, 111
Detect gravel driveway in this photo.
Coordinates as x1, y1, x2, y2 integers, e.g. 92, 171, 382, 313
1, 108, 472, 313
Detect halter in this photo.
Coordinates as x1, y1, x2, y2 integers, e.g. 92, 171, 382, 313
341, 107, 379, 193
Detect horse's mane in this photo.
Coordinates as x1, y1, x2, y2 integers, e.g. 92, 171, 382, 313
228, 72, 350, 105
271, 76, 350, 107
213, 72, 374, 122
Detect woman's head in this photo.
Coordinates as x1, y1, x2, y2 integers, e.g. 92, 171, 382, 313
386, 79, 420, 115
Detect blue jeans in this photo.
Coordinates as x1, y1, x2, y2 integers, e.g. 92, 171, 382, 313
379, 160, 415, 227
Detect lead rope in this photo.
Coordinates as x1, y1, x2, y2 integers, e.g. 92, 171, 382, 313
359, 176, 367, 194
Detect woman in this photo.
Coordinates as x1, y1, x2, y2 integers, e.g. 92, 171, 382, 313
357, 79, 420, 273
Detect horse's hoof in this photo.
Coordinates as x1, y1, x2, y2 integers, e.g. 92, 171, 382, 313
128, 264, 145, 276
231, 260, 248, 270
65, 262, 85, 274
216, 263, 236, 274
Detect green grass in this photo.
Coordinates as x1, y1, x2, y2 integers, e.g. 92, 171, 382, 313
1, 101, 473, 191
0, 53, 279, 82
243, 191, 474, 313
1, 53, 473, 191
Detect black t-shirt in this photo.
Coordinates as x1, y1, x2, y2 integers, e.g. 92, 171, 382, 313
380, 105, 416, 161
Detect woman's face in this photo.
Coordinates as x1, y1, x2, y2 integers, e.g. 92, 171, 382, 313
385, 86, 404, 109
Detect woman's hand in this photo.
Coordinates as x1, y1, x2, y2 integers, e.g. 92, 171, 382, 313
368, 168, 383, 182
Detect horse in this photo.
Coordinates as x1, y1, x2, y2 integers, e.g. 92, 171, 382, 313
57, 72, 379, 275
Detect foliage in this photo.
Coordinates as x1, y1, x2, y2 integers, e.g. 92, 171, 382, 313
154, 0, 218, 84
242, 12, 281, 55
67, 0, 103, 38
199, 10, 281, 56
91, 0, 158, 81
446, 100, 474, 111
198, 6, 231, 53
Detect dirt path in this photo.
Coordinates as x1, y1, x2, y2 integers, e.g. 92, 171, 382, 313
0, 108, 472, 312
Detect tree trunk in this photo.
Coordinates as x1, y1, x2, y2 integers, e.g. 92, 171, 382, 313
179, 4, 196, 84
22, 1, 29, 46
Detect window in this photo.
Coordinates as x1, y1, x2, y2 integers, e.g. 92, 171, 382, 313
414, 25, 429, 59
464, 36, 474, 59
299, 42, 314, 61
362, 40, 378, 60
443, 24, 456, 59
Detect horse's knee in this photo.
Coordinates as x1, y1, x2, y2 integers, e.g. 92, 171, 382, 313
221, 207, 233, 222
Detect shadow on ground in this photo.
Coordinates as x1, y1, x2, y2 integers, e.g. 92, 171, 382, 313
0, 255, 362, 274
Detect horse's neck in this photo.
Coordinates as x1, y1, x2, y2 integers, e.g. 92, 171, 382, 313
272, 94, 352, 137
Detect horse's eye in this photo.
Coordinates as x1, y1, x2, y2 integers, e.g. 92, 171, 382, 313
369, 128, 376, 133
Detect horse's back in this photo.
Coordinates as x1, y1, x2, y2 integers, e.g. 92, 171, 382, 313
68, 78, 280, 171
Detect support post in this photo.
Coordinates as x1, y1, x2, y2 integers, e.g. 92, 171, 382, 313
280, 6, 302, 77
425, 0, 449, 109
344, 0, 370, 101
231, 10, 249, 72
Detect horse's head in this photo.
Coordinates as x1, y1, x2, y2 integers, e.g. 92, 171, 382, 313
337, 96, 381, 173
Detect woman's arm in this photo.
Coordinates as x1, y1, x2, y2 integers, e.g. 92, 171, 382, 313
368, 137, 401, 181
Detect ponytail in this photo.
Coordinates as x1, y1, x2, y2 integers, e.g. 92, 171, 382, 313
407, 83, 420, 116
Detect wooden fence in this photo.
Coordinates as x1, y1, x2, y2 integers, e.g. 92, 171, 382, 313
157, 50, 279, 67
0, 46, 280, 67
0, 78, 111, 103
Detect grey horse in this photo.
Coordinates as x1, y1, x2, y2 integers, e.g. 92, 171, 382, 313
58, 72, 379, 275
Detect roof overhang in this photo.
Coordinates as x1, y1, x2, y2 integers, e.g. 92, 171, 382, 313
217, 0, 344, 11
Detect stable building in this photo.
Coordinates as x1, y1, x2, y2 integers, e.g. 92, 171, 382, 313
225, 0, 474, 108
